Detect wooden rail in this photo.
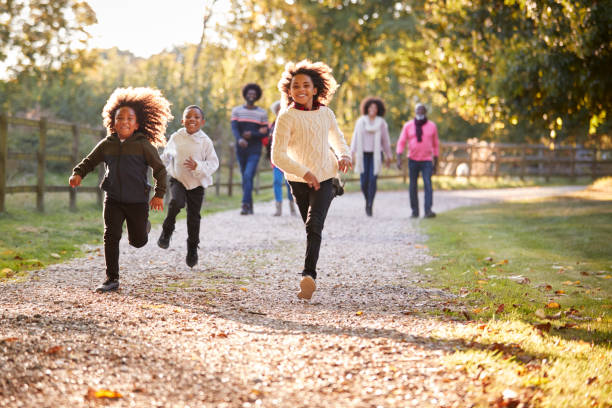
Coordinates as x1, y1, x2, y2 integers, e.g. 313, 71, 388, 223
1, 112, 611, 212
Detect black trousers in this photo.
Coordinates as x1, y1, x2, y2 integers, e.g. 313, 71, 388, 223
103, 197, 149, 281
288, 178, 335, 280
162, 177, 205, 247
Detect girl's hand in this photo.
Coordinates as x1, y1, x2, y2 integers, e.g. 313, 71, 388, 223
303, 171, 320, 190
338, 156, 352, 173
150, 197, 164, 211
238, 138, 248, 148
183, 157, 197, 171
69, 174, 82, 187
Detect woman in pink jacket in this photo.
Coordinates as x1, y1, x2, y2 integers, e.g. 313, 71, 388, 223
396, 103, 439, 218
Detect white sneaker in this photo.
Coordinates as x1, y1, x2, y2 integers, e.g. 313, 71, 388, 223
297, 276, 316, 299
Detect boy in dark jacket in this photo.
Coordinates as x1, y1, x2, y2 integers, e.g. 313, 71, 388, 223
69, 87, 172, 292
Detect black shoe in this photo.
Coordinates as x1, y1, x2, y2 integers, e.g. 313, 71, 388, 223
240, 203, 249, 215
424, 211, 436, 218
410, 213, 419, 218
95, 279, 119, 293
365, 204, 372, 217
248, 203, 254, 214
332, 178, 344, 197
157, 229, 172, 249
186, 245, 198, 268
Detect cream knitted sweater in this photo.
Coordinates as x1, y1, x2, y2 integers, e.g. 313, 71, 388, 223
271, 106, 350, 183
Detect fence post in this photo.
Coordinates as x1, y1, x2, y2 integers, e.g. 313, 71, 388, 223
570, 146, 576, 181
520, 145, 526, 181
467, 145, 473, 180
0, 113, 7, 213
591, 147, 598, 180
70, 125, 79, 211
494, 146, 500, 180
545, 148, 552, 182
228, 143, 235, 196
97, 130, 105, 207
37, 117, 47, 212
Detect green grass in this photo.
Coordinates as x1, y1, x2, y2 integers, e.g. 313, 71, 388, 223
419, 191, 612, 407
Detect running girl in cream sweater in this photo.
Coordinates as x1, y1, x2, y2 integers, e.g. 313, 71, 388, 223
271, 60, 352, 300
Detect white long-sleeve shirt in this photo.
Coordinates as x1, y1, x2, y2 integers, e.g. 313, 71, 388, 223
160, 128, 219, 189
271, 106, 350, 183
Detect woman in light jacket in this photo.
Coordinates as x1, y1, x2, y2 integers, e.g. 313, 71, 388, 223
351, 97, 392, 216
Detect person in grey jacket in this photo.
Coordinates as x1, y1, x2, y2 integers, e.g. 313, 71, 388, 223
69, 87, 171, 293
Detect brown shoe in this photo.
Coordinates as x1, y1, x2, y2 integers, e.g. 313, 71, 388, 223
297, 275, 316, 300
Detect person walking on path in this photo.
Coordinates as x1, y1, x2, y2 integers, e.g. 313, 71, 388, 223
157, 105, 219, 268
271, 60, 352, 300
350, 96, 393, 216
69, 87, 171, 292
231, 83, 269, 215
266, 100, 297, 216
396, 103, 439, 218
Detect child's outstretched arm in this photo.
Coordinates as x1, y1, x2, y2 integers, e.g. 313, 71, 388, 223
270, 112, 310, 179
189, 137, 219, 178
142, 141, 167, 211
69, 139, 106, 187
327, 109, 352, 173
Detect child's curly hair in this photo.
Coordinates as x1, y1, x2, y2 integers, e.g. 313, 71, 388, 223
242, 83, 263, 101
102, 87, 173, 147
278, 60, 339, 109
360, 96, 386, 117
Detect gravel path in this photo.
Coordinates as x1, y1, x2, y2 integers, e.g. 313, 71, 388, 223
0, 186, 583, 408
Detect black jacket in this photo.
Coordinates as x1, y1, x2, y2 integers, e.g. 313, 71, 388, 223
72, 132, 167, 203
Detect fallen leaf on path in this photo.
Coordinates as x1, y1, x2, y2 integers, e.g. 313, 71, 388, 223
1, 337, 19, 343
50, 253, 61, 259
356, 311, 363, 316
240, 287, 247, 292
508, 275, 530, 284
85, 388, 123, 400
495, 304, 505, 314
580, 271, 590, 276
554, 290, 565, 295
587, 376, 598, 385
533, 322, 551, 333
545, 302, 561, 309
45, 346, 63, 354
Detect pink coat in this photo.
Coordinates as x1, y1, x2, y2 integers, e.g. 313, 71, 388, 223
396, 120, 439, 161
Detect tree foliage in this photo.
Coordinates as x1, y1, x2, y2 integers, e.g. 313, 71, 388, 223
0, 0, 97, 77
1, 0, 610, 147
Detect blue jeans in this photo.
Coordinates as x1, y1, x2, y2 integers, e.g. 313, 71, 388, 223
408, 159, 433, 216
360, 152, 377, 207
236, 150, 261, 205
273, 166, 293, 202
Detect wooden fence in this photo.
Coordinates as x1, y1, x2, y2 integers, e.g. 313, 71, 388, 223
1, 113, 611, 212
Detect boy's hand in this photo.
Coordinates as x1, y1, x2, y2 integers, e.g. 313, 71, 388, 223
238, 138, 248, 148
183, 157, 197, 171
338, 156, 352, 173
69, 174, 82, 187
150, 197, 164, 211
303, 171, 320, 191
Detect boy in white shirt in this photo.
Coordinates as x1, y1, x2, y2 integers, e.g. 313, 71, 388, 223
157, 105, 219, 267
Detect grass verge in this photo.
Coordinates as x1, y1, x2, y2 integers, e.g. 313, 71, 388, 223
419, 183, 612, 407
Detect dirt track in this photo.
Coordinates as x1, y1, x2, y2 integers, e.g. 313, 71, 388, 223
0, 186, 583, 407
